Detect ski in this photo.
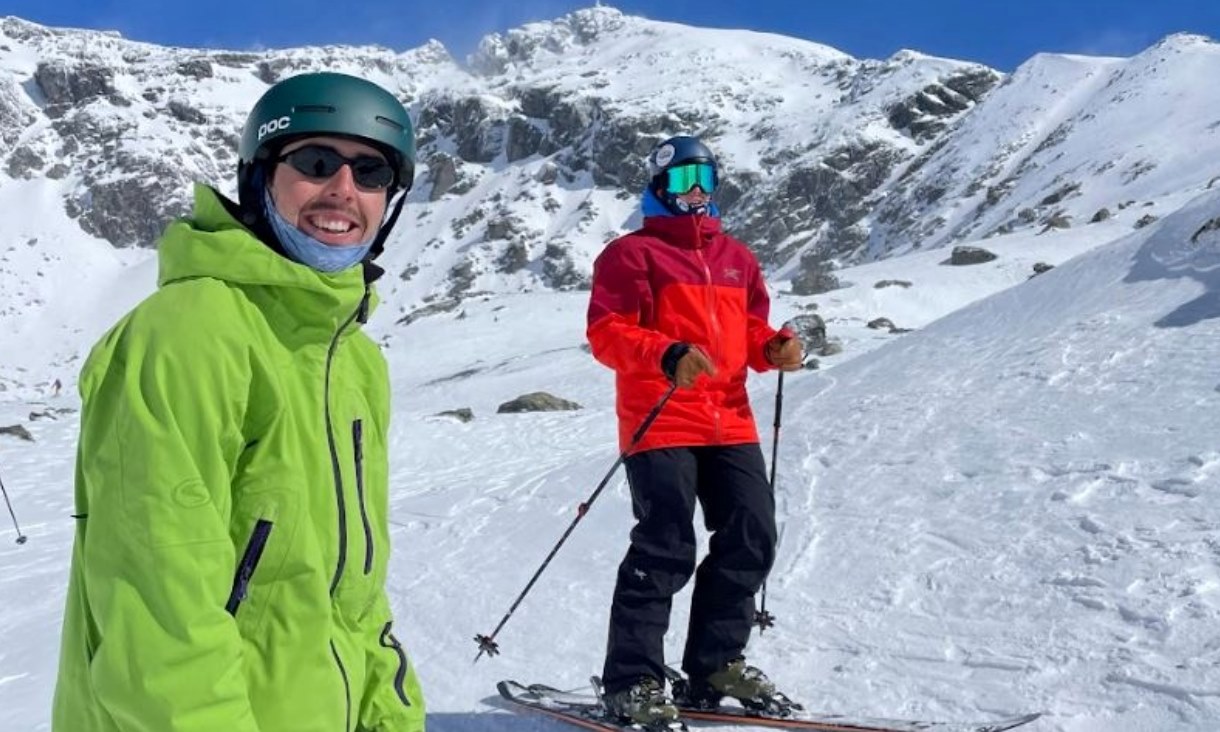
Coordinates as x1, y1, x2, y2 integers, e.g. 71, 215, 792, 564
663, 667, 1040, 732
496, 679, 1041, 732
674, 705, 1041, 732
497, 680, 687, 732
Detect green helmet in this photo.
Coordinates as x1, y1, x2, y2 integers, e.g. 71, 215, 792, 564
238, 72, 416, 198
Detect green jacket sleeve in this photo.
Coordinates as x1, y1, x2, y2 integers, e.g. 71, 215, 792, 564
356, 592, 426, 732
76, 294, 263, 732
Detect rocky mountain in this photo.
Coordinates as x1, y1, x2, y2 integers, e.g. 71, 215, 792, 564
0, 7, 1217, 319
864, 34, 1220, 259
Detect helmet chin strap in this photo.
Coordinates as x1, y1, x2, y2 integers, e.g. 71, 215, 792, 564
368, 189, 408, 260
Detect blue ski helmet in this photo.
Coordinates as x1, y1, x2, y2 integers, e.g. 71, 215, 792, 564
648, 135, 717, 179
647, 135, 719, 214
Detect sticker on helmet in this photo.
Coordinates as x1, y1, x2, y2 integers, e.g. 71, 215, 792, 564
653, 144, 675, 169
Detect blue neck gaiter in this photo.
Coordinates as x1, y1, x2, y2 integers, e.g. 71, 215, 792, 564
262, 187, 375, 273
641, 186, 721, 218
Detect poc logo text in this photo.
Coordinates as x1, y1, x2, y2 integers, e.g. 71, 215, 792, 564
257, 116, 292, 140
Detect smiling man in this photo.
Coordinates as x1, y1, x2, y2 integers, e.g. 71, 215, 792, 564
52, 73, 426, 732
264, 134, 397, 267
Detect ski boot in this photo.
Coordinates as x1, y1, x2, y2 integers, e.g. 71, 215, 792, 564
601, 676, 682, 729
675, 658, 802, 717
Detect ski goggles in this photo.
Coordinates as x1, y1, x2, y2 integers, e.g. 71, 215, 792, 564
664, 162, 717, 195
277, 144, 396, 190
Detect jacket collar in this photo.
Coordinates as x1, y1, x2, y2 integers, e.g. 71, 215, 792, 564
640, 212, 722, 250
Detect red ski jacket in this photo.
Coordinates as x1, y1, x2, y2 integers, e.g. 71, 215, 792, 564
587, 212, 780, 453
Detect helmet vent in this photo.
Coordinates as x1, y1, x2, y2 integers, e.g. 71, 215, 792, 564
293, 104, 336, 114
375, 115, 406, 132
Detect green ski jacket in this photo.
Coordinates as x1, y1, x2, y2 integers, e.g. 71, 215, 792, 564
52, 184, 425, 732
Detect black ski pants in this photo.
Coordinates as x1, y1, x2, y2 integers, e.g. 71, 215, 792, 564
602, 443, 777, 693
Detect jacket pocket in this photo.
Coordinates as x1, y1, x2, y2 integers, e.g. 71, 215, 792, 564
353, 419, 374, 575
225, 519, 273, 616
379, 622, 413, 707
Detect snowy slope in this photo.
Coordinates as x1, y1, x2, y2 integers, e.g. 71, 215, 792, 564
870, 34, 1220, 256
2, 8, 1220, 732
3, 190, 1219, 730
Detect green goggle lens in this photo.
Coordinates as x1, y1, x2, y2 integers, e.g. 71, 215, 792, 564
664, 163, 717, 195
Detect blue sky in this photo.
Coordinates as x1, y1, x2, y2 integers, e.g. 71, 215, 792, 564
4, 0, 1219, 71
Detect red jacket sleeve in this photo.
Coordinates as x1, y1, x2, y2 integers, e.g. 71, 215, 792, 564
587, 238, 674, 376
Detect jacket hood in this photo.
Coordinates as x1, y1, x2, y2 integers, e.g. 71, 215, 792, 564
158, 184, 378, 320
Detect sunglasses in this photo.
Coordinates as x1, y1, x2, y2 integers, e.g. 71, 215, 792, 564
277, 145, 396, 190
664, 162, 717, 195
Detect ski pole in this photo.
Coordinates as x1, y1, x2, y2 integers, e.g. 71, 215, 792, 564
0, 464, 27, 545
757, 323, 797, 633
754, 368, 782, 633
474, 382, 677, 662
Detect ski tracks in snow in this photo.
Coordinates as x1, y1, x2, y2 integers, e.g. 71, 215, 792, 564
745, 301, 1220, 729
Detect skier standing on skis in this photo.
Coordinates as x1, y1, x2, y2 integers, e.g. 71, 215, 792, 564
52, 73, 425, 732
587, 135, 804, 726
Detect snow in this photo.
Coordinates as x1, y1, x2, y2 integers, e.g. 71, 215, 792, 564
4, 184, 1219, 730
2, 8, 1220, 732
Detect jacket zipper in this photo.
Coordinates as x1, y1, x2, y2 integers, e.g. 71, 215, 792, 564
326, 288, 371, 732
379, 622, 413, 707
694, 246, 725, 442
324, 291, 370, 596
693, 247, 723, 349
225, 519, 273, 616
331, 640, 352, 731
353, 419, 374, 575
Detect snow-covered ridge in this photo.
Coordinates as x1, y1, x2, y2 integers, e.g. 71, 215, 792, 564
1, 6, 1218, 399
2, 11, 1220, 732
